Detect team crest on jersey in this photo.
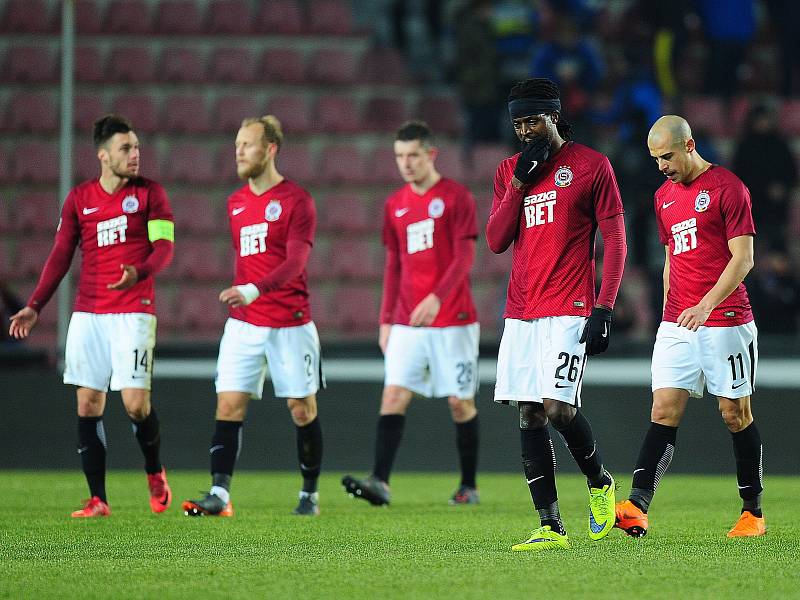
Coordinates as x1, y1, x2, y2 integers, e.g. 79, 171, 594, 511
554, 166, 573, 187
428, 197, 445, 218
695, 191, 711, 212
265, 199, 282, 222
121, 195, 139, 213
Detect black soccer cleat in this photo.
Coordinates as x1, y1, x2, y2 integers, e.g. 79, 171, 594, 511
342, 474, 390, 506
182, 492, 234, 517
292, 491, 320, 516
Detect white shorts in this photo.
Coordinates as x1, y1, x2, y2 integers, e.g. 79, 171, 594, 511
215, 318, 322, 399
63, 312, 157, 392
384, 323, 479, 399
651, 321, 758, 399
494, 317, 587, 407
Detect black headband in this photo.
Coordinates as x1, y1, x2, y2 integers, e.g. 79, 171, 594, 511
508, 98, 561, 120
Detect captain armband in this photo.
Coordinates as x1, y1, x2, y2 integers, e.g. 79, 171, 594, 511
147, 219, 175, 242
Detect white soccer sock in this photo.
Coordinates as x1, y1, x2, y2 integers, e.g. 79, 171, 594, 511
210, 485, 230, 504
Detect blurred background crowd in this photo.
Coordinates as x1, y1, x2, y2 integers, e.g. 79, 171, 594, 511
1, 0, 798, 353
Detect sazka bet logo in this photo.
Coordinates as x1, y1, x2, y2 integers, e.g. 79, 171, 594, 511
695, 191, 710, 212
554, 166, 573, 187
265, 199, 282, 222
121, 195, 139, 213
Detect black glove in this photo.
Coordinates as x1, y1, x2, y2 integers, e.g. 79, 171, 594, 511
513, 135, 550, 184
579, 307, 612, 356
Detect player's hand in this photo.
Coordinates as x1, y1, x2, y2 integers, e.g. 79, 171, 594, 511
409, 293, 441, 327
579, 307, 612, 356
107, 264, 139, 290
676, 303, 712, 331
9, 306, 38, 339
379, 323, 391, 354
219, 286, 247, 308
513, 135, 550, 185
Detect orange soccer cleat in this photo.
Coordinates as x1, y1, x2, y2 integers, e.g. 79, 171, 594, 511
147, 467, 172, 513
71, 496, 111, 518
727, 511, 766, 538
182, 492, 234, 517
614, 499, 648, 538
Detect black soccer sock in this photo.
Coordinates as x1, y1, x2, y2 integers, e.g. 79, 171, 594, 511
455, 415, 479, 489
731, 422, 763, 516
629, 422, 678, 513
372, 414, 405, 484
131, 408, 162, 474
553, 410, 610, 488
78, 416, 107, 503
210, 420, 243, 490
521, 426, 562, 532
296, 417, 323, 493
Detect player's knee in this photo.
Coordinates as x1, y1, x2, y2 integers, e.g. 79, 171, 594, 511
380, 386, 410, 415
720, 407, 750, 432
448, 397, 475, 421
519, 404, 547, 429
544, 401, 575, 430
125, 404, 150, 421
287, 399, 316, 426
651, 404, 681, 425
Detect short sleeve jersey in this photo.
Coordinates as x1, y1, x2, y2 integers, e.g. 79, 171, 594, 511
56, 177, 172, 314
492, 141, 624, 319
383, 177, 478, 327
227, 179, 316, 328
655, 165, 755, 326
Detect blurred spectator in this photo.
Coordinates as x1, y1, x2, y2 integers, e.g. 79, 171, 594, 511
0, 280, 24, 345
765, 0, 800, 97
641, 0, 696, 99
390, 0, 445, 81
747, 251, 800, 335
731, 104, 798, 251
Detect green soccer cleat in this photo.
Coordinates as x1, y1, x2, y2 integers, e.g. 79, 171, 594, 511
511, 526, 570, 551
588, 474, 616, 541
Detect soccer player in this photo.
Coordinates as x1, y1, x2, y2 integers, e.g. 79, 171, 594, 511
615, 115, 764, 539
486, 78, 627, 551
342, 121, 481, 506
182, 115, 324, 517
8, 115, 175, 517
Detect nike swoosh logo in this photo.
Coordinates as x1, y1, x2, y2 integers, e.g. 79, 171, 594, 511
77, 446, 88, 454
737, 484, 751, 490
601, 323, 608, 338
584, 444, 596, 460
554, 382, 570, 388
209, 445, 224, 453
83, 207, 99, 215
159, 490, 170, 506
527, 160, 538, 174
732, 381, 746, 389
526, 475, 544, 484
232, 207, 246, 216
633, 468, 645, 475
589, 513, 609, 534
662, 201, 675, 209
395, 207, 409, 217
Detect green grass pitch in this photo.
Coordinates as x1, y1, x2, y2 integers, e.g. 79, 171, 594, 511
1, 471, 797, 599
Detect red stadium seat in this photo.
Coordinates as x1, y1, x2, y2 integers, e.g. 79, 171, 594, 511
256, 0, 303, 34
163, 146, 215, 184
361, 47, 410, 84
329, 238, 382, 279
0, 200, 10, 233
415, 95, 462, 136
207, 0, 252, 34
308, 289, 334, 331
106, 0, 152, 34
682, 96, 729, 136
171, 194, 220, 235
73, 142, 100, 182
0, 146, 9, 182
172, 240, 227, 281
75, 46, 105, 83
364, 146, 401, 184
214, 144, 240, 185
174, 286, 228, 333
261, 48, 306, 84
212, 95, 260, 134
14, 192, 59, 232
472, 285, 505, 334
107, 46, 155, 83
306, 237, 331, 281
331, 284, 380, 337
111, 94, 158, 133
3, 0, 52, 33
307, 49, 359, 85
779, 100, 800, 136
319, 193, 375, 233
469, 144, 511, 183
432, 144, 465, 181
160, 47, 206, 84
316, 95, 362, 133
477, 246, 512, 279
162, 94, 211, 134
5, 93, 58, 133
4, 46, 56, 83
307, 0, 355, 34
155, 0, 203, 34
363, 97, 407, 132
75, 0, 103, 34
12, 142, 59, 184
277, 144, 314, 183
267, 95, 311, 134
209, 47, 256, 84
13, 239, 57, 279
318, 144, 367, 184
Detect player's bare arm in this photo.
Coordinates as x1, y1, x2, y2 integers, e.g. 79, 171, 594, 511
677, 235, 754, 331
409, 293, 442, 327
8, 306, 39, 339
107, 264, 139, 290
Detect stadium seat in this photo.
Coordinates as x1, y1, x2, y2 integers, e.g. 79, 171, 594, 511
364, 146, 401, 184
5, 92, 57, 133
682, 96, 729, 136
172, 240, 227, 281
261, 48, 306, 84
316, 94, 362, 133
75, 0, 103, 34
319, 193, 375, 233
729, 96, 751, 135
277, 144, 314, 183
105, 0, 152, 34
431, 144, 465, 181
415, 95, 462, 136
0, 146, 8, 182
162, 94, 211, 134
162, 146, 215, 184
468, 144, 511, 183
3, 0, 52, 33
307, 49, 359, 85
209, 47, 256, 84
779, 100, 800, 136
329, 239, 382, 279
307, 0, 355, 34
13, 239, 57, 279
13, 193, 59, 232
173, 286, 228, 334
155, 0, 203, 34
363, 97, 407, 132
256, 0, 303, 34
319, 144, 367, 184
267, 95, 311, 134
170, 194, 220, 235
331, 284, 380, 337
308, 289, 334, 331
361, 47, 410, 84
214, 144, 240, 185
107, 46, 155, 83
472, 285, 505, 335
111, 94, 158, 133
306, 237, 331, 281
476, 247, 512, 279
12, 142, 59, 184
0, 200, 10, 233
160, 47, 206, 84
75, 46, 105, 83
4, 46, 57, 83
212, 95, 260, 134
207, 0, 252, 34
73, 142, 100, 182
